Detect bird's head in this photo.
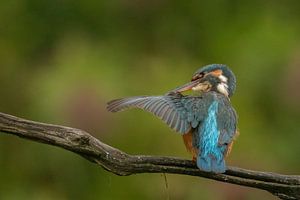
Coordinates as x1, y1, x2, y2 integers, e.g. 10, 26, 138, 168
172, 64, 236, 97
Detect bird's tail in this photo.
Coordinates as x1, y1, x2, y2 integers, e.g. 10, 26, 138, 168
196, 152, 226, 173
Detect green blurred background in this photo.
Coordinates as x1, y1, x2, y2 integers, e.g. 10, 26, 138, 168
1, 1, 300, 199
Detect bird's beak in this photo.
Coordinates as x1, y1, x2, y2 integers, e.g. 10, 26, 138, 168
169, 79, 201, 93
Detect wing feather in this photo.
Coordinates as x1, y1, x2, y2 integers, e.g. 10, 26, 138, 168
107, 92, 237, 141
107, 95, 198, 134
217, 97, 238, 145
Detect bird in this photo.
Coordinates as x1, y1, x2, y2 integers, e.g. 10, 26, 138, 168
107, 64, 238, 173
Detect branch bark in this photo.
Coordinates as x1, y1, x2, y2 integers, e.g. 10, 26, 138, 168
0, 112, 299, 200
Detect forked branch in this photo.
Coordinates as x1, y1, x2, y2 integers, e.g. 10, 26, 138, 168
0, 112, 299, 200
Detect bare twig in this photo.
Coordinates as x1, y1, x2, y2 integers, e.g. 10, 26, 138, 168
0, 112, 299, 200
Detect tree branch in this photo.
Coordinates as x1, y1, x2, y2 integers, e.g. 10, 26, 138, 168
0, 112, 299, 200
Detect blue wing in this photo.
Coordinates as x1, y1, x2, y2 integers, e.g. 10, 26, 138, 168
217, 98, 238, 145
107, 93, 209, 134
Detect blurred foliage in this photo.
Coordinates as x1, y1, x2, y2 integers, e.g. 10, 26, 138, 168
1, 1, 300, 200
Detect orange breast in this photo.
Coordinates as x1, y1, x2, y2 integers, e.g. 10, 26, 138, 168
182, 130, 198, 161
224, 129, 239, 157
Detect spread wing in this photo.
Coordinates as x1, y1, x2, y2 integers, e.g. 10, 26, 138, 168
107, 93, 209, 134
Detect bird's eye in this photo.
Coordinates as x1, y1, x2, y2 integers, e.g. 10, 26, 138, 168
191, 72, 204, 81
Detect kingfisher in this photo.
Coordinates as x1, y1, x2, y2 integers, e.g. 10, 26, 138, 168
107, 64, 238, 173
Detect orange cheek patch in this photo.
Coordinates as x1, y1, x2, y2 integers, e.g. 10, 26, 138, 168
210, 69, 223, 77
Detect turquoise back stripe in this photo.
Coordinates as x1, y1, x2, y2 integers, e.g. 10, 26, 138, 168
197, 101, 226, 173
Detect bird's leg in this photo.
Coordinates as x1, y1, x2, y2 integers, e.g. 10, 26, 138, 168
192, 153, 197, 162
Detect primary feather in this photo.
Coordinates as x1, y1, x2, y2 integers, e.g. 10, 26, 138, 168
107, 93, 191, 134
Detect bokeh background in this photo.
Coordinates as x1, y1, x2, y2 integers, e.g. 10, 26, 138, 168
1, 1, 300, 200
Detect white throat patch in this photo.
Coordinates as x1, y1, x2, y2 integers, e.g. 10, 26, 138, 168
218, 75, 228, 83
217, 83, 229, 96
217, 74, 229, 96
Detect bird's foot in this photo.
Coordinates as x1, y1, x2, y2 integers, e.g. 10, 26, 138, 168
192, 156, 197, 162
